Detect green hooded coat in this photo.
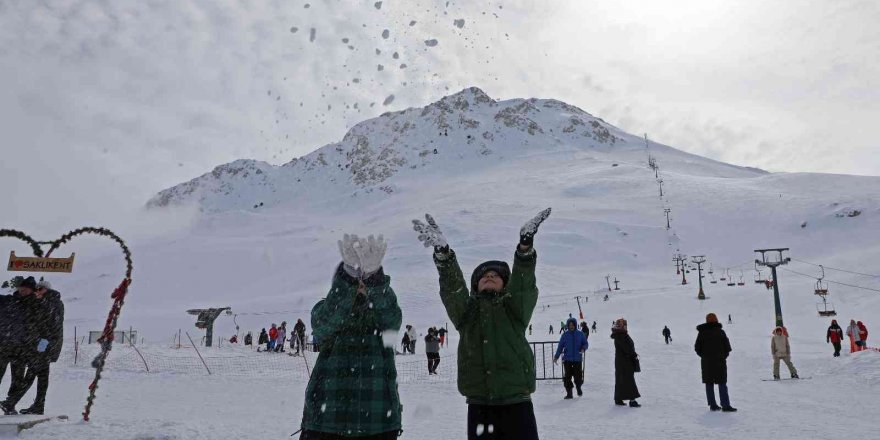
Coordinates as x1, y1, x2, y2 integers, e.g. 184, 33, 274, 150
434, 247, 539, 405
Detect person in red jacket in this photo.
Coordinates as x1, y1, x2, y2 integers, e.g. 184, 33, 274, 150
826, 320, 844, 357
857, 321, 868, 347
268, 324, 279, 352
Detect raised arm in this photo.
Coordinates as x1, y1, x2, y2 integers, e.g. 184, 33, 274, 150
413, 214, 471, 330
505, 208, 550, 327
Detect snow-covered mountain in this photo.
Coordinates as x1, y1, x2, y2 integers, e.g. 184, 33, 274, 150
146, 87, 766, 212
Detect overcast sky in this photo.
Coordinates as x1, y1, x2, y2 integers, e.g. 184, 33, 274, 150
2, 0, 878, 235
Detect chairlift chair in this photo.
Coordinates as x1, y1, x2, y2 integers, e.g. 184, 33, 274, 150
726, 270, 735, 287
708, 264, 714, 275
710, 273, 717, 284
719, 268, 727, 281
737, 270, 745, 286
816, 298, 836, 317
814, 266, 829, 295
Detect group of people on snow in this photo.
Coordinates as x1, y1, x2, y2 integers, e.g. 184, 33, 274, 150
253, 319, 308, 354
0, 276, 64, 416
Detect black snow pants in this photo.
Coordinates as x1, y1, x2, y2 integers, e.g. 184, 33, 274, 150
832, 342, 842, 357
467, 401, 539, 440
562, 361, 583, 391
0, 352, 26, 400
299, 429, 399, 439
7, 355, 50, 409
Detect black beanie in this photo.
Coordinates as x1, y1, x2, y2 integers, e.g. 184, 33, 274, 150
19, 276, 37, 290
471, 261, 511, 293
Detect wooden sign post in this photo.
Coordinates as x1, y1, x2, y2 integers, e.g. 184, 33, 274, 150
7, 251, 75, 273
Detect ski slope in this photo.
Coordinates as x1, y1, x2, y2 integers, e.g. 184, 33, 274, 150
3, 88, 880, 438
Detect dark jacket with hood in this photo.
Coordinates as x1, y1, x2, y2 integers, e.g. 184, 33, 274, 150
694, 322, 731, 384
37, 289, 65, 362
611, 327, 640, 400
827, 321, 844, 344
0, 294, 33, 354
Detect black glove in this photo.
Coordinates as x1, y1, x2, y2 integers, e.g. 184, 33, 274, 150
519, 208, 552, 247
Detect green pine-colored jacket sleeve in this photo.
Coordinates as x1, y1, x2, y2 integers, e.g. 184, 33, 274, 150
434, 250, 470, 330
505, 247, 538, 328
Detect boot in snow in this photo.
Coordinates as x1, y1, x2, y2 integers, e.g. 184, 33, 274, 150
791, 373, 799, 379
0, 401, 17, 415
773, 375, 780, 381
19, 406, 44, 415
576, 385, 583, 396
614, 400, 626, 406
709, 405, 721, 411
629, 400, 641, 408
721, 406, 738, 412
564, 389, 573, 400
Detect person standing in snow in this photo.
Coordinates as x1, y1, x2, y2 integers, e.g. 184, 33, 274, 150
728, 314, 732, 324
3, 279, 64, 415
293, 319, 307, 354
771, 327, 798, 380
846, 319, 862, 352
549, 324, 553, 335
258, 328, 269, 351
438, 326, 448, 347
857, 321, 868, 347
425, 327, 441, 375
277, 321, 288, 352
413, 208, 550, 440
695, 313, 736, 412
592, 321, 597, 333
296, 234, 402, 439
268, 324, 278, 352
244, 331, 253, 346
554, 318, 588, 399
407, 325, 418, 354
401, 331, 410, 355
662, 326, 672, 344
529, 324, 533, 336
611, 318, 641, 408
827, 320, 844, 357
0, 277, 34, 415
580, 321, 590, 341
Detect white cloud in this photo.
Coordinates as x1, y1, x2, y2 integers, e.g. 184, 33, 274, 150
1, 0, 878, 229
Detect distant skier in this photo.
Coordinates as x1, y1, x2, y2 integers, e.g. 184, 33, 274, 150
728, 314, 732, 324
858, 321, 869, 347
559, 321, 565, 334
580, 321, 590, 341
425, 328, 441, 375
296, 234, 402, 439
244, 332, 253, 346
258, 328, 268, 351
413, 208, 550, 440
407, 325, 418, 354
592, 321, 597, 333
268, 324, 278, 352
771, 327, 799, 380
549, 325, 554, 335
662, 326, 672, 344
229, 335, 238, 344
438, 326, 448, 347
826, 320, 844, 357
554, 318, 588, 399
293, 319, 307, 354
611, 318, 640, 407
401, 331, 411, 355
846, 320, 862, 353
277, 321, 288, 352
695, 313, 736, 412
603, 294, 609, 302
528, 324, 532, 336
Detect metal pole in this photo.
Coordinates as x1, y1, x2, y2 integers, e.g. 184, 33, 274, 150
770, 265, 783, 327
186, 332, 211, 375
74, 327, 78, 365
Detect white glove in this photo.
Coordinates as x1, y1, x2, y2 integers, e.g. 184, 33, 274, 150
519, 207, 552, 247
37, 338, 49, 353
352, 235, 387, 276
338, 234, 361, 272
412, 214, 448, 251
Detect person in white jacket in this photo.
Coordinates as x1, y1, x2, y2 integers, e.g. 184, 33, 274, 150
846, 320, 862, 352
771, 327, 799, 380
406, 325, 417, 354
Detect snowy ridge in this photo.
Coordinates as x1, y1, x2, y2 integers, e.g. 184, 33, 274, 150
146, 87, 766, 212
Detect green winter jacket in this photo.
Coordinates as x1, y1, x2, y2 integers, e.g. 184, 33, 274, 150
301, 264, 402, 436
434, 248, 539, 405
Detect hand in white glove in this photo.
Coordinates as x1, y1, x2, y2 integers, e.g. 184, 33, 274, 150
37, 338, 49, 353
353, 235, 387, 276
519, 207, 552, 247
337, 233, 361, 273
412, 214, 449, 252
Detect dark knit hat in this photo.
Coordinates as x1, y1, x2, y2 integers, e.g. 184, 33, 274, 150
19, 276, 37, 290
471, 260, 511, 293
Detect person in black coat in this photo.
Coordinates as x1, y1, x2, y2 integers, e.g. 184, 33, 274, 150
610, 318, 641, 407
4, 278, 64, 415
258, 328, 269, 351
662, 326, 672, 344
695, 313, 736, 412
0, 278, 35, 415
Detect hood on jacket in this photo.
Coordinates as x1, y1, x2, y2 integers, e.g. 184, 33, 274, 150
565, 317, 578, 331
470, 260, 511, 294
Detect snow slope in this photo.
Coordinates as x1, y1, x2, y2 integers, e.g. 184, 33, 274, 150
3, 87, 880, 438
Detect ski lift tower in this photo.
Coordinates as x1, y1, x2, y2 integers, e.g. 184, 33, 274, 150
754, 248, 791, 327
186, 307, 232, 347
692, 256, 707, 300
